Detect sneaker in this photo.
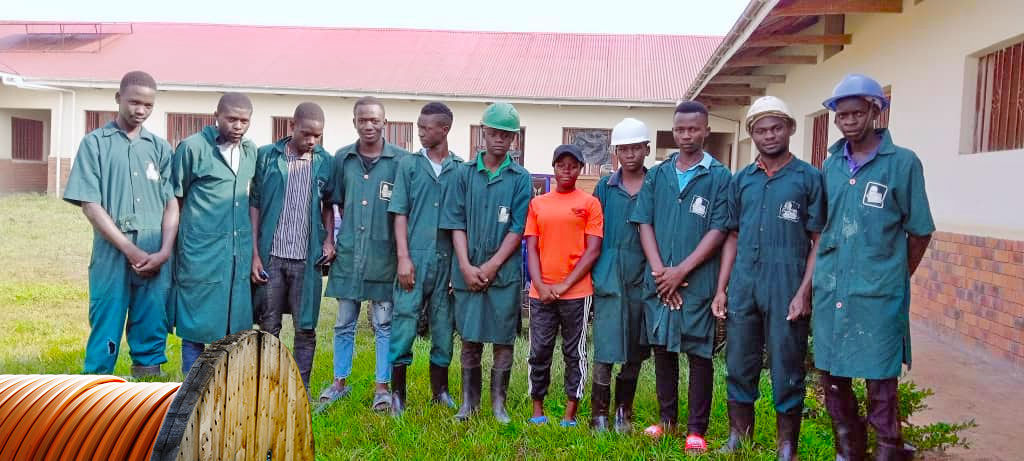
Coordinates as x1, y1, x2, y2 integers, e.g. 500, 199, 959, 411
685, 434, 708, 453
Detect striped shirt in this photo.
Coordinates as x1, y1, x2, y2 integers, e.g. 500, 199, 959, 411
270, 145, 313, 260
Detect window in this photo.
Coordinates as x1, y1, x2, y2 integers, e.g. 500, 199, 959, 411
877, 86, 892, 130
11, 117, 44, 161
166, 113, 216, 148
973, 39, 1024, 153
469, 125, 526, 165
385, 121, 414, 151
655, 130, 675, 161
85, 110, 118, 133
810, 111, 829, 169
562, 128, 613, 176
271, 116, 326, 147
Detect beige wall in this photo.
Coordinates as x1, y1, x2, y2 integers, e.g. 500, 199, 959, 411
729, 0, 1024, 240
3, 85, 738, 179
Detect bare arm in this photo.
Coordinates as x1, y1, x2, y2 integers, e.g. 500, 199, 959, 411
453, 230, 486, 291
481, 232, 524, 282
321, 203, 335, 256
526, 235, 554, 302
907, 233, 932, 275
638, 223, 664, 273
552, 235, 602, 297
133, 198, 180, 275
711, 231, 737, 319
786, 232, 820, 321
249, 206, 268, 283
655, 229, 727, 298
394, 214, 414, 291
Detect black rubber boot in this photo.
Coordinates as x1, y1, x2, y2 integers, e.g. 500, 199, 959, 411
454, 366, 481, 421
590, 382, 611, 432
390, 364, 407, 417
491, 368, 511, 424
873, 443, 916, 461
719, 401, 755, 453
824, 376, 867, 461
430, 363, 457, 408
776, 410, 802, 461
613, 376, 638, 434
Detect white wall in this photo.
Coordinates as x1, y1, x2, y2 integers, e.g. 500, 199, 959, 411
730, 0, 1024, 240
0, 108, 50, 161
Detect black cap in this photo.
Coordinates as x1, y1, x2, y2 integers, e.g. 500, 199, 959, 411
552, 144, 584, 166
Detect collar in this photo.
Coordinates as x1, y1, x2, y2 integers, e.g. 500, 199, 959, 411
339, 140, 401, 159
754, 153, 794, 178
476, 152, 514, 178
100, 120, 155, 142
607, 167, 647, 187
672, 151, 713, 172
202, 125, 252, 150
828, 128, 897, 157
271, 136, 325, 160
417, 148, 461, 165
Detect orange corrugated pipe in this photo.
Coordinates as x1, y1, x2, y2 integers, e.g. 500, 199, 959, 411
0, 375, 180, 461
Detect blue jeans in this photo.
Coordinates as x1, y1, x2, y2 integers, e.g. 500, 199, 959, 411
333, 299, 392, 383
181, 339, 205, 375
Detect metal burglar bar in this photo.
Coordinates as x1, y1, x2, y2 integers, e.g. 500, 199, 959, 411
11, 117, 44, 161
85, 110, 118, 133
271, 116, 325, 147
975, 39, 1024, 153
811, 112, 829, 169
385, 121, 414, 151
166, 113, 216, 148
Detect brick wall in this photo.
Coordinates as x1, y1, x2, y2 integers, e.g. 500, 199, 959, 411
912, 231, 1024, 369
0, 159, 48, 193
46, 157, 71, 196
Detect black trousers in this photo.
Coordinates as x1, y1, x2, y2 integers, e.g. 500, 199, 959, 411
527, 297, 589, 401
260, 256, 316, 388
653, 346, 714, 435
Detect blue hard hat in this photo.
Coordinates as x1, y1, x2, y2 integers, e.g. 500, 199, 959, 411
822, 73, 889, 111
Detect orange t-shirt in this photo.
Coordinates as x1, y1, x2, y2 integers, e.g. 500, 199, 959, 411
524, 188, 604, 299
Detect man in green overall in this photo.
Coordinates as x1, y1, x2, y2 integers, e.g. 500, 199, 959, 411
171, 92, 258, 375
64, 70, 177, 377
388, 102, 463, 415
250, 102, 335, 391
712, 96, 826, 460
590, 117, 651, 433
319, 96, 410, 411
440, 102, 531, 424
631, 101, 730, 453
813, 74, 933, 461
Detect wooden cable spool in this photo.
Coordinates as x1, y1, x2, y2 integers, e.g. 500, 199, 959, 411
0, 329, 314, 461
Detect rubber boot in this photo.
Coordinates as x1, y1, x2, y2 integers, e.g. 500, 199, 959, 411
390, 364, 407, 417
719, 401, 755, 453
613, 376, 638, 434
776, 410, 802, 461
430, 363, 457, 408
824, 377, 867, 461
454, 366, 481, 421
873, 443, 915, 461
590, 382, 611, 432
491, 368, 511, 424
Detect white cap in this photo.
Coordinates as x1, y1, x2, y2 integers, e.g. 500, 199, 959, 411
745, 96, 795, 133
611, 118, 651, 146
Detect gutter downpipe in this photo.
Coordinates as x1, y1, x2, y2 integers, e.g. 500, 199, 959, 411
1, 74, 76, 197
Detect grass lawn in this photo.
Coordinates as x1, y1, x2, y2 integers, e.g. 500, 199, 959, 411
0, 193, 915, 460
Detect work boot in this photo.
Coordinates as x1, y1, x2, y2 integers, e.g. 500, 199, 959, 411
776, 410, 802, 461
490, 368, 511, 424
454, 366, 481, 421
130, 365, 163, 379
613, 376, 638, 434
430, 363, 457, 408
873, 442, 916, 461
589, 382, 611, 432
719, 401, 755, 453
824, 377, 867, 461
390, 364, 407, 417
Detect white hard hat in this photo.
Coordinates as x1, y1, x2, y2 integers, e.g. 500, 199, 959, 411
745, 96, 795, 133
611, 118, 651, 146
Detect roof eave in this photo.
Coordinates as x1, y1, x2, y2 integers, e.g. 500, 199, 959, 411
684, 0, 779, 100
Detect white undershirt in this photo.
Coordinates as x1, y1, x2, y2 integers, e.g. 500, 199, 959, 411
218, 142, 241, 174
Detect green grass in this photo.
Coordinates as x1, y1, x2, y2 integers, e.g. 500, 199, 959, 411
0, 193, 964, 460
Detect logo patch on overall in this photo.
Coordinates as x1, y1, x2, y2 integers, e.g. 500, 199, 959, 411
689, 196, 709, 217
862, 182, 888, 208
497, 206, 510, 223
779, 200, 800, 222
145, 162, 160, 181
379, 181, 393, 201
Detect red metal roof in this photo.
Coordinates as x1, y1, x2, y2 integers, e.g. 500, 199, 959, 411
0, 22, 720, 105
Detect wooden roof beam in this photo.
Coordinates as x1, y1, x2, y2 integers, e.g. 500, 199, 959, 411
710, 74, 787, 85
700, 85, 766, 97
746, 33, 852, 47
695, 96, 752, 107
725, 55, 818, 67
769, 0, 902, 17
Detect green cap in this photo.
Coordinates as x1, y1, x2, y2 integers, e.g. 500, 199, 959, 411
481, 102, 521, 132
